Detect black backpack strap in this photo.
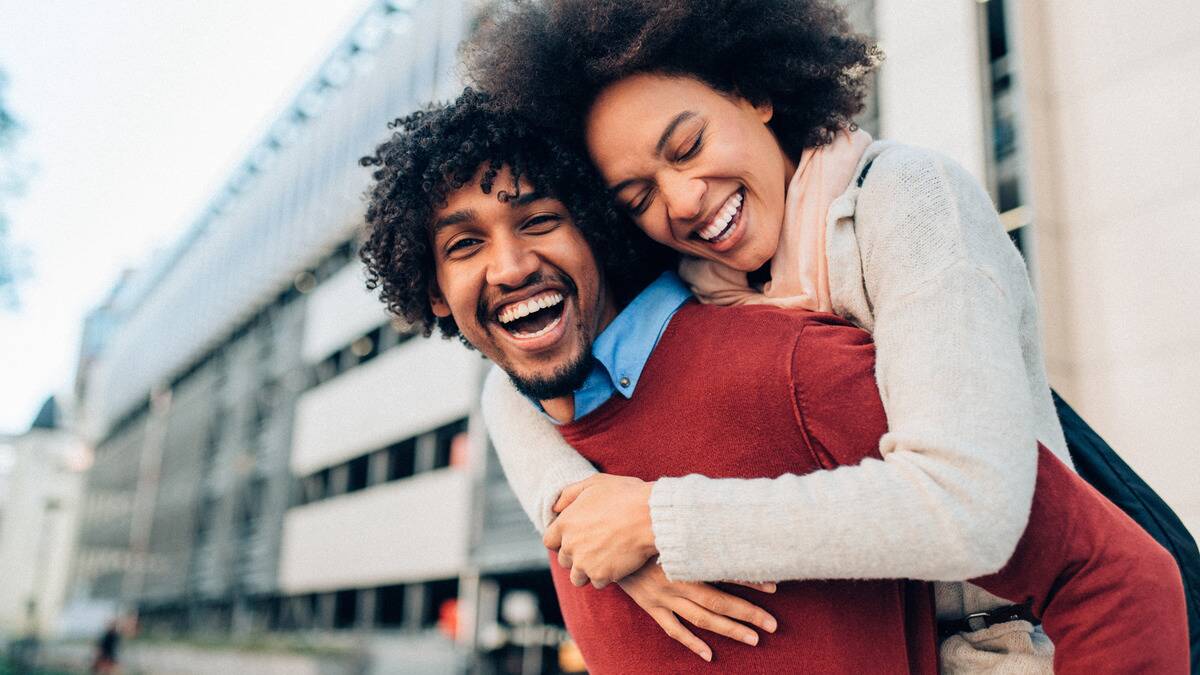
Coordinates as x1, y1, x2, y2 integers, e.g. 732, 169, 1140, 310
856, 159, 875, 188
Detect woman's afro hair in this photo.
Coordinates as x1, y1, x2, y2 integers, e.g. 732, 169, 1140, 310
359, 87, 672, 342
464, 0, 880, 157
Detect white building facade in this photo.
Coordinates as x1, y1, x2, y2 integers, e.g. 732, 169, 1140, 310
0, 399, 89, 640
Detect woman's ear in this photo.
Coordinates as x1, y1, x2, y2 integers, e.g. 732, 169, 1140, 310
755, 100, 774, 124
429, 283, 451, 318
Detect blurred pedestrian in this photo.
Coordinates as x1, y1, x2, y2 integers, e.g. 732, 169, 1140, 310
91, 619, 120, 674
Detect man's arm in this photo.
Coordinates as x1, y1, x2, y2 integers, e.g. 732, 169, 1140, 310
973, 445, 1189, 673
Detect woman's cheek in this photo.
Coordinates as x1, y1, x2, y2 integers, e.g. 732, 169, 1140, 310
639, 217, 674, 247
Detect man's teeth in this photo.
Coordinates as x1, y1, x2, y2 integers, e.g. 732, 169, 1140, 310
509, 315, 562, 339
497, 291, 564, 325
697, 191, 744, 242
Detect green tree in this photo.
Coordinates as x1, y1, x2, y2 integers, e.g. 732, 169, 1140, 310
0, 68, 26, 310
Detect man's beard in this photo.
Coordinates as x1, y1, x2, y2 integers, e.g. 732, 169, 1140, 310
505, 338, 594, 401
480, 270, 595, 400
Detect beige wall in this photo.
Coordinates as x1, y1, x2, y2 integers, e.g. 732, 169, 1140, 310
1012, 0, 1200, 533
876, 0, 988, 182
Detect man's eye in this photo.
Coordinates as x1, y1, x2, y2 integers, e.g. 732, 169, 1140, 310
446, 237, 481, 255
523, 214, 561, 231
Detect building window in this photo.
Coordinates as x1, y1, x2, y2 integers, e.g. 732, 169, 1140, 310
346, 455, 370, 493
376, 584, 406, 627
306, 323, 418, 390
300, 468, 330, 505
333, 589, 358, 629
387, 438, 416, 481
423, 579, 459, 630
240, 477, 266, 537
295, 418, 468, 506
434, 419, 468, 470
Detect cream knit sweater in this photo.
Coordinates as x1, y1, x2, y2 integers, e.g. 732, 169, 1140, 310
481, 142, 1071, 621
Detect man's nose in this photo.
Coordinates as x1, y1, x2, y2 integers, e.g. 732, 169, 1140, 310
659, 172, 706, 224
486, 239, 541, 288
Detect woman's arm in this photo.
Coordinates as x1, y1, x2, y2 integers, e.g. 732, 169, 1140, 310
565, 146, 1043, 584
480, 365, 597, 532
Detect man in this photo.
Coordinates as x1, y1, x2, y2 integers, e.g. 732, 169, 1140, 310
359, 90, 1187, 674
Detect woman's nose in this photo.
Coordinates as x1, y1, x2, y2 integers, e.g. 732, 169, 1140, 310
659, 173, 706, 224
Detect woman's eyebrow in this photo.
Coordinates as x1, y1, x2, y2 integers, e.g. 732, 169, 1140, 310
655, 111, 697, 155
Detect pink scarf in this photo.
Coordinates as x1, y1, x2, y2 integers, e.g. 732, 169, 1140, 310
679, 128, 873, 310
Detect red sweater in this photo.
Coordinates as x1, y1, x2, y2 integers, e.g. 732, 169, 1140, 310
556, 303, 939, 674
555, 303, 1188, 674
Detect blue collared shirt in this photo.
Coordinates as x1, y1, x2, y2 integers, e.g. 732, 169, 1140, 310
566, 271, 693, 421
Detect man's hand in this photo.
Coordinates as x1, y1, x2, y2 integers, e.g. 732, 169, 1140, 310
618, 559, 779, 662
544, 474, 656, 588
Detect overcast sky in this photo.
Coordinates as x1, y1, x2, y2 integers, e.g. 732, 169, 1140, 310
0, 0, 372, 434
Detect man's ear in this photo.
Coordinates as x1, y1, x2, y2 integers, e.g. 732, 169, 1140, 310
429, 283, 451, 318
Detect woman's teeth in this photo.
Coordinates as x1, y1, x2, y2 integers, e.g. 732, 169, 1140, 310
497, 291, 563, 324
697, 191, 744, 242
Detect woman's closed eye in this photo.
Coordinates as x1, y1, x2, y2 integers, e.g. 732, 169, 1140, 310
676, 127, 704, 162
625, 190, 655, 216
620, 126, 705, 216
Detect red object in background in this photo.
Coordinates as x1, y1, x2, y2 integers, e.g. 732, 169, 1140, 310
449, 432, 470, 469
438, 598, 458, 640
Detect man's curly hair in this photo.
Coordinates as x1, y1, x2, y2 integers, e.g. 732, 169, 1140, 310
465, 0, 880, 157
359, 88, 671, 342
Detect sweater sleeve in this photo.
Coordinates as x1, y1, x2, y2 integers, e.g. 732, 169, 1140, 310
479, 365, 598, 533
650, 147, 1040, 582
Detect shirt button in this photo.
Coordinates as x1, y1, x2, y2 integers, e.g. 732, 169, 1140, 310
619, 376, 631, 388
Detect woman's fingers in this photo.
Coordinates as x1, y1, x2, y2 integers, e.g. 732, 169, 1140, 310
648, 608, 712, 662
689, 584, 778, 634
671, 597, 761, 646
553, 475, 599, 513
570, 565, 590, 588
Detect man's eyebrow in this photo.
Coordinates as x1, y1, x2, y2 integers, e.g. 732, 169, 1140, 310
511, 190, 546, 206
431, 208, 475, 234
655, 111, 697, 155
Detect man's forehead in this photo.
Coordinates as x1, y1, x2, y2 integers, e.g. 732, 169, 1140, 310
431, 167, 566, 231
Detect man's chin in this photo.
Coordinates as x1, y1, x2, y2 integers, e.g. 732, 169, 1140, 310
506, 352, 593, 402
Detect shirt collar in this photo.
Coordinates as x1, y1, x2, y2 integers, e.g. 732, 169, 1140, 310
589, 270, 692, 399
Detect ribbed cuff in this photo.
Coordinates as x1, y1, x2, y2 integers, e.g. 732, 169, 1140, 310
649, 476, 695, 581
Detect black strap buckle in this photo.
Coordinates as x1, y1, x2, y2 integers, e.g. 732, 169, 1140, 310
937, 603, 1039, 639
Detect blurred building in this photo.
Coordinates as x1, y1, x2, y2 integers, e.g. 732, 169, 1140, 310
0, 397, 88, 640
62, 0, 540, 671
62, 0, 1197, 673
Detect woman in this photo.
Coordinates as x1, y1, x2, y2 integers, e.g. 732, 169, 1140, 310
463, 0, 1094, 670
